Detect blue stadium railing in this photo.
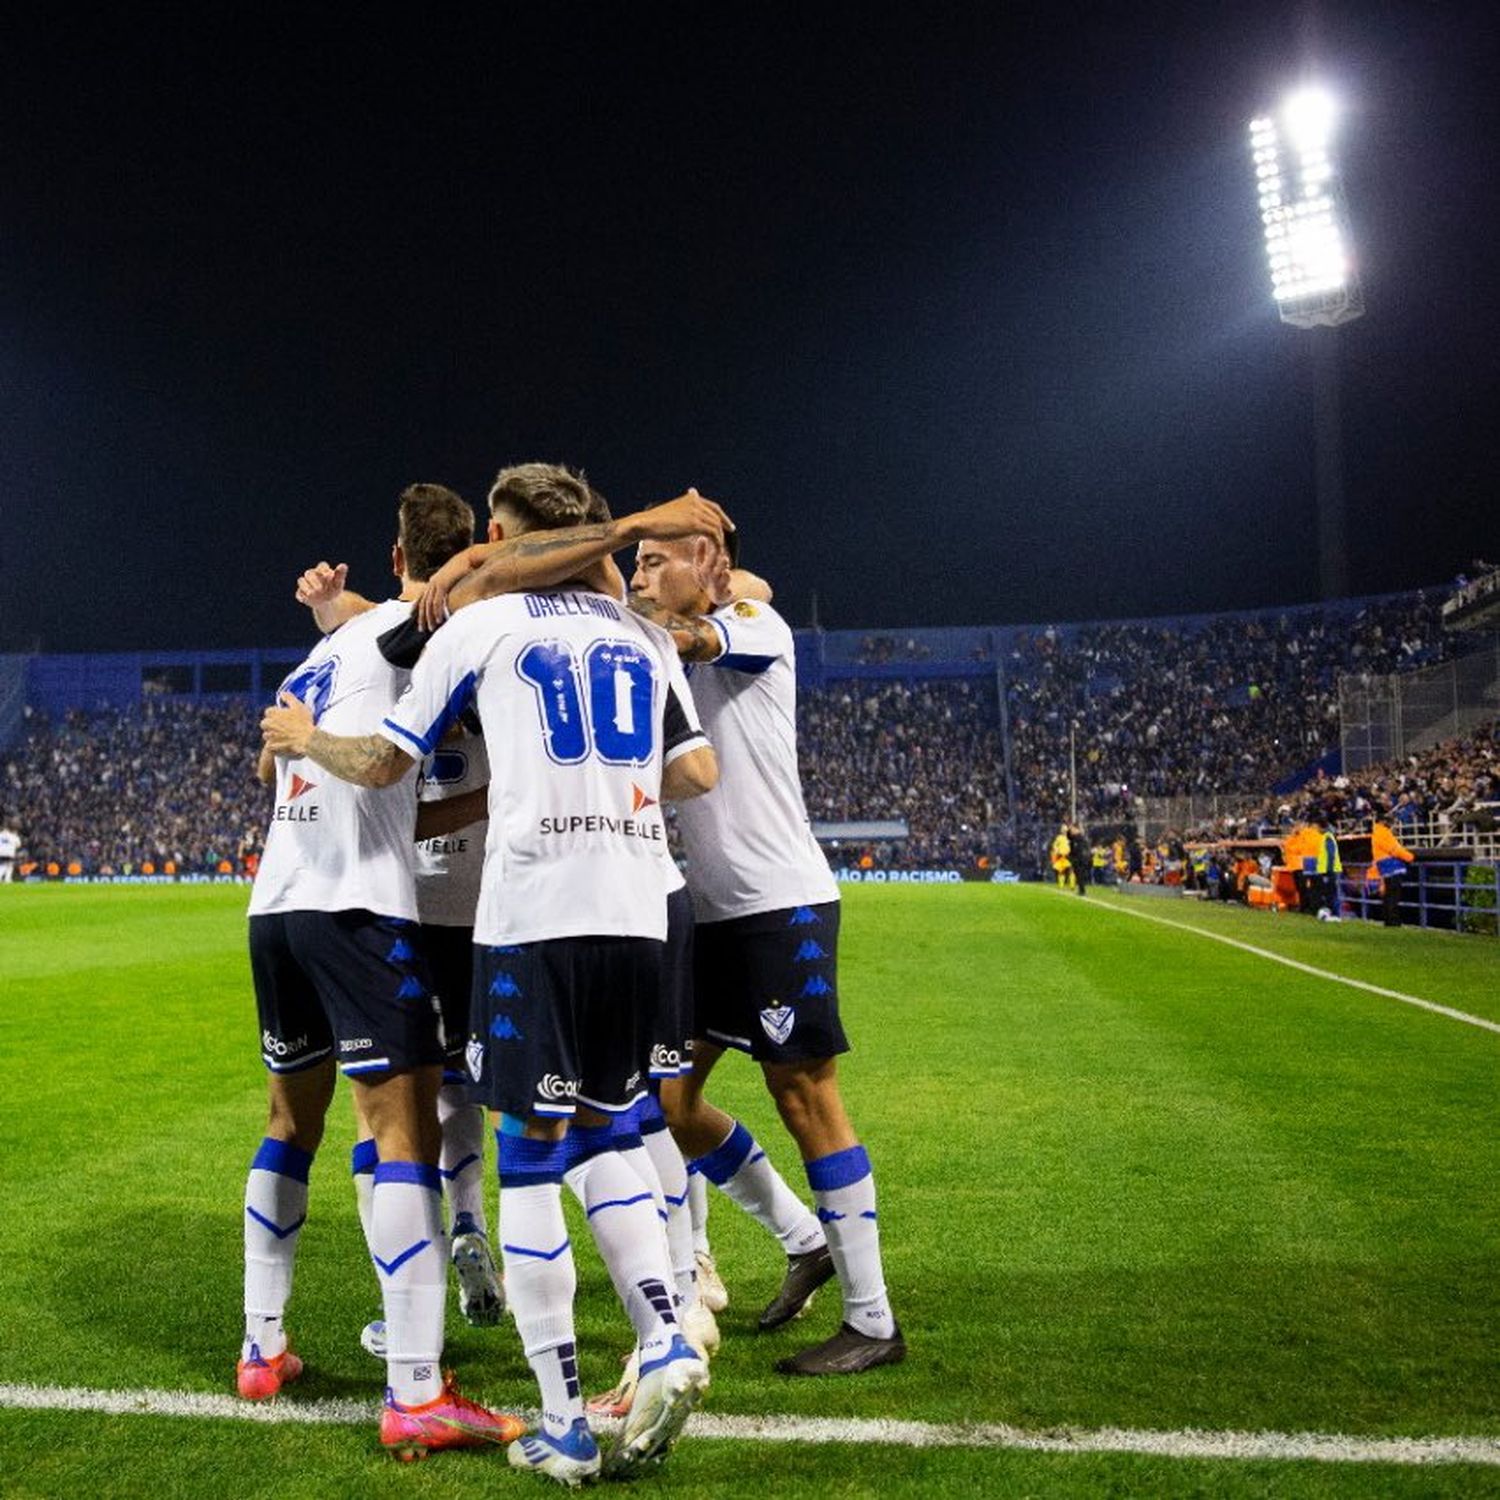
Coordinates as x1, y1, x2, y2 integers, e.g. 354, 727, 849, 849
1339, 860, 1499, 936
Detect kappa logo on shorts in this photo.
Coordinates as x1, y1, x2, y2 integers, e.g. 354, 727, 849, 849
489, 972, 521, 998
490, 1014, 523, 1041
793, 939, 828, 961
759, 1005, 795, 1045
537, 1073, 578, 1102
788, 906, 821, 926
799, 975, 833, 998
465, 1039, 485, 1081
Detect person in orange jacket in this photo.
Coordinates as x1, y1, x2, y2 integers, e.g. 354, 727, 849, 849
1281, 824, 1318, 914
1371, 816, 1415, 928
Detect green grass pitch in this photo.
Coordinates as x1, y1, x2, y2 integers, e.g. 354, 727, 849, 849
0, 882, 1497, 1497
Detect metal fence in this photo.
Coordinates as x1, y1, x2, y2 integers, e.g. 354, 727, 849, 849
1339, 859, 1498, 936
1340, 633, 1500, 770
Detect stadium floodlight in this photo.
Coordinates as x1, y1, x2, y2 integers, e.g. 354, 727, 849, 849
1248, 87, 1364, 328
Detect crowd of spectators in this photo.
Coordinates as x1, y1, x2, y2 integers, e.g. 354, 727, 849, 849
2, 589, 1486, 881
0, 700, 266, 875
1188, 717, 1500, 845
1006, 593, 1449, 826
798, 679, 1005, 868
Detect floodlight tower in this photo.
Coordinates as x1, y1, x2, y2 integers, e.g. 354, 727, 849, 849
1250, 87, 1364, 599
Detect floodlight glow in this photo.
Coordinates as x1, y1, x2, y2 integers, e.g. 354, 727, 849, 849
1247, 85, 1363, 327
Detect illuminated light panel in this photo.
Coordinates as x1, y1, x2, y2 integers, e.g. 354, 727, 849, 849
1247, 87, 1363, 325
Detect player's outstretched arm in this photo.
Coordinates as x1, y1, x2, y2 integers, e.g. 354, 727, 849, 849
415, 786, 488, 839
295, 562, 375, 634
260, 693, 412, 788
417, 490, 734, 630
662, 746, 718, 801
627, 593, 724, 662
256, 743, 276, 786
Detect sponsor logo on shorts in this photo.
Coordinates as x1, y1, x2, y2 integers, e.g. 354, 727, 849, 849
537, 1073, 578, 1102
624, 1070, 641, 1092
339, 1037, 374, 1052
261, 1029, 309, 1057
650, 1043, 680, 1070
759, 1004, 795, 1045
465, 1039, 485, 1080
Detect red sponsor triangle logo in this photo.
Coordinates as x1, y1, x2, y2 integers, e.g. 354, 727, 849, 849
289, 774, 317, 800
631, 784, 657, 815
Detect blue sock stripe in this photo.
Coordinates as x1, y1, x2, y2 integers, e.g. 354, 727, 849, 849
861, 1209, 878, 1219
694, 1121, 755, 1186
806, 1144, 871, 1194
245, 1206, 306, 1240
638, 1093, 666, 1129
501, 1239, 571, 1262
251, 1137, 313, 1183
373, 1237, 432, 1277
350, 1139, 378, 1176
663, 1188, 688, 1208
611, 1131, 645, 1155
498, 1133, 569, 1183
685, 1159, 702, 1177
748, 1149, 766, 1167
373, 1160, 442, 1193
564, 1123, 616, 1168
438, 1152, 481, 1181
584, 1190, 655, 1220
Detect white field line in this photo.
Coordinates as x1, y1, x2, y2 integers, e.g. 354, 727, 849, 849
1, 1383, 1498, 1468
1086, 893, 1500, 1036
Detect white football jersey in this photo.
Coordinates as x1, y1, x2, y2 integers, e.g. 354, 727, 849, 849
249, 600, 420, 920
380, 587, 707, 946
0, 828, 18, 859
414, 725, 488, 928
671, 599, 838, 922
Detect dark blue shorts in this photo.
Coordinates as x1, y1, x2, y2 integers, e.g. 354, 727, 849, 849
421, 922, 476, 1078
651, 886, 696, 1078
249, 910, 446, 1078
466, 935, 661, 1119
692, 901, 848, 1063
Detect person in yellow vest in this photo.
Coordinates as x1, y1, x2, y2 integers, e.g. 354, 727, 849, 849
1091, 844, 1109, 888
1050, 825, 1074, 889
1311, 817, 1343, 921
1371, 816, 1415, 928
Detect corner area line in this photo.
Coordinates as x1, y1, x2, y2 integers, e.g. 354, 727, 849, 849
2, 1383, 1499, 1467
1083, 893, 1500, 1036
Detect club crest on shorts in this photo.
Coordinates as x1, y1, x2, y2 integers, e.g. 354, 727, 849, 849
759, 1003, 795, 1045
465, 1038, 485, 1081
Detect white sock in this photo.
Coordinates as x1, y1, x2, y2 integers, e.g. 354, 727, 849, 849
372, 1162, 447, 1405
696, 1121, 825, 1255
350, 1138, 377, 1256
500, 1176, 582, 1439
438, 1088, 488, 1235
806, 1146, 896, 1340
642, 1121, 697, 1310
564, 1135, 679, 1359
688, 1167, 711, 1255
243, 1138, 311, 1360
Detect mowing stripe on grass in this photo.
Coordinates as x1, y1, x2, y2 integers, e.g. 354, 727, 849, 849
1, 1383, 1497, 1467
1089, 894, 1500, 1036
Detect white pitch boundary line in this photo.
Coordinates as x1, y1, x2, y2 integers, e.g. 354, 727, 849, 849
1083, 893, 1500, 1036
1, 1383, 1498, 1468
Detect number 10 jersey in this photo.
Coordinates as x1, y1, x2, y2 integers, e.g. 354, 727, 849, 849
379, 588, 706, 947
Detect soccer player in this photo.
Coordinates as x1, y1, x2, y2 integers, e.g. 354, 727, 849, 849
262, 464, 722, 1485
0, 820, 19, 882
241, 483, 521, 1458
629, 533, 906, 1375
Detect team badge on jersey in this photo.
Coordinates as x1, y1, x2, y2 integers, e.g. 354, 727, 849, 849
759, 1004, 795, 1045
732, 600, 759, 618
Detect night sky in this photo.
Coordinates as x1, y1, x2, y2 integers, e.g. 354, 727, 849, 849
4, 4, 1498, 653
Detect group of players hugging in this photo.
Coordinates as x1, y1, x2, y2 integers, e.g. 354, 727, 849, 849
239, 465, 903, 1485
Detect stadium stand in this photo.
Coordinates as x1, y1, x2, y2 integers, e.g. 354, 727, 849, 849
3, 587, 1492, 886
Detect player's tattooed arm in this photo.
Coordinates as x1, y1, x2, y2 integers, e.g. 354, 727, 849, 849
260, 694, 413, 788
295, 562, 374, 634
626, 593, 724, 662
417, 490, 734, 630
